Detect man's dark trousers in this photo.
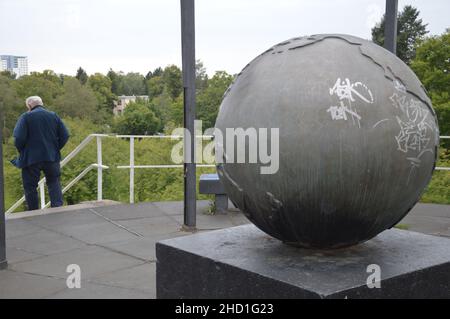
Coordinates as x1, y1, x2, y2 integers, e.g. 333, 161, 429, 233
22, 161, 63, 210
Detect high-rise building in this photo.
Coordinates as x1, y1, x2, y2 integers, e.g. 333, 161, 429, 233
0, 59, 7, 72
0, 55, 28, 77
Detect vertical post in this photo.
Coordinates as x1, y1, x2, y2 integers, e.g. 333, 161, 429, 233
0, 115, 7, 269
129, 137, 135, 204
97, 136, 103, 201
384, 0, 398, 54
39, 182, 45, 209
181, 0, 196, 229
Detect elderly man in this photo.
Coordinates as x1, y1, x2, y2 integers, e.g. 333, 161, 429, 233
12, 96, 69, 210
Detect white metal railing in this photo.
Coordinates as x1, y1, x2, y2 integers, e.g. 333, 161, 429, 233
116, 135, 215, 204
6, 134, 450, 213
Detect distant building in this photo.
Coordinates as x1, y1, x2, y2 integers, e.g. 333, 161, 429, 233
113, 95, 149, 115
0, 55, 28, 77
0, 59, 7, 72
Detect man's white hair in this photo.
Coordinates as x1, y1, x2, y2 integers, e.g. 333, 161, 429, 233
25, 96, 43, 109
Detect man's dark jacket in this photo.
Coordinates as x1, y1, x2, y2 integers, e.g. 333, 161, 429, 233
12, 106, 69, 168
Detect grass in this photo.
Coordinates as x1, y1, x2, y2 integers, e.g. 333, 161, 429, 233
394, 224, 410, 230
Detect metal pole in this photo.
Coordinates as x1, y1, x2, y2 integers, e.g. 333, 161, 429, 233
384, 0, 398, 54
129, 137, 135, 204
181, 0, 196, 229
97, 136, 103, 201
0, 112, 7, 269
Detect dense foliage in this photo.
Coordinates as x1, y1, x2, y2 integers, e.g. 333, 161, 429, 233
0, 61, 232, 211
410, 30, 450, 203
411, 30, 450, 136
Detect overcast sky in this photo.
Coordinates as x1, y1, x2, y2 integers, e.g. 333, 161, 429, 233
1, 0, 448, 76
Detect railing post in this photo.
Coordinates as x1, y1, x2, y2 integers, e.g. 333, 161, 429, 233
97, 136, 103, 201
39, 182, 45, 209
130, 137, 135, 204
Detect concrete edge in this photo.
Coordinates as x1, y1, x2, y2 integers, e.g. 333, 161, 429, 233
5, 200, 121, 220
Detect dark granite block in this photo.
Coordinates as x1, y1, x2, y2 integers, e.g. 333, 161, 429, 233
156, 224, 450, 299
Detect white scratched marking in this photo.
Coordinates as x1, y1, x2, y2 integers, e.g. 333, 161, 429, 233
393, 79, 406, 93
327, 103, 362, 121
330, 78, 374, 104
388, 92, 438, 185
327, 78, 373, 127
372, 119, 390, 129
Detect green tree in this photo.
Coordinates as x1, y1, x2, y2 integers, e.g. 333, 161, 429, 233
149, 90, 173, 131
76, 67, 88, 85
145, 71, 153, 81
409, 30, 450, 203
13, 71, 63, 106
197, 71, 234, 129
118, 72, 146, 96
196, 60, 209, 92
168, 95, 184, 128
107, 69, 121, 95
0, 70, 16, 80
147, 75, 164, 99
152, 67, 163, 77
88, 73, 116, 112
37, 70, 62, 84
0, 75, 22, 141
372, 5, 428, 64
54, 77, 98, 119
162, 65, 182, 99
411, 30, 450, 135
113, 100, 161, 135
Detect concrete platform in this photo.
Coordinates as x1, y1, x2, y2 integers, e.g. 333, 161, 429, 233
156, 224, 450, 299
0, 201, 448, 298
0, 200, 247, 299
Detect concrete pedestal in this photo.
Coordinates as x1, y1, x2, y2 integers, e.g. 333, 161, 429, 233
215, 194, 229, 213
156, 224, 450, 299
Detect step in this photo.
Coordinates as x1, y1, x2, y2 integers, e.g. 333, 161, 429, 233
6, 200, 121, 220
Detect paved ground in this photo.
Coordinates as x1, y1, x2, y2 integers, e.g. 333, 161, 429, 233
0, 200, 247, 299
0, 200, 448, 298
401, 203, 450, 238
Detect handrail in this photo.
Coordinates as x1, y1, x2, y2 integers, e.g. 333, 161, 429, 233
60, 134, 108, 168
117, 164, 215, 169
116, 135, 214, 139
6, 134, 449, 213
42, 164, 109, 209
6, 134, 110, 214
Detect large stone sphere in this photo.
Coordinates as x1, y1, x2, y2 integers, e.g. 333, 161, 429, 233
215, 34, 439, 249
